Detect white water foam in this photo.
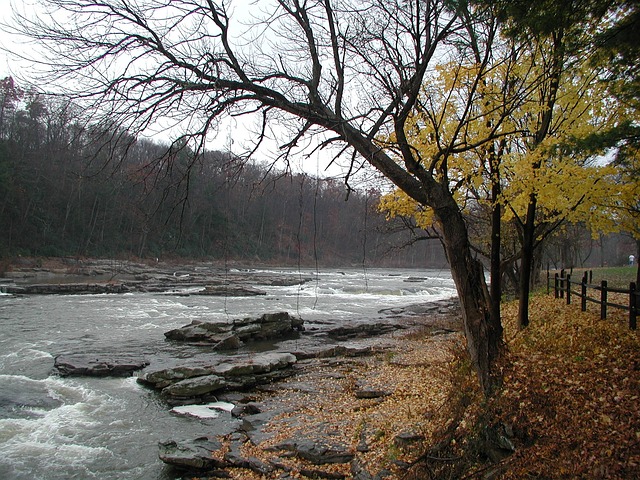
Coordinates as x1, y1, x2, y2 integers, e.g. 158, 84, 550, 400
0, 377, 117, 476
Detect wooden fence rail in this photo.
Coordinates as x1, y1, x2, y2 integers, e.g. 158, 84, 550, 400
549, 270, 638, 330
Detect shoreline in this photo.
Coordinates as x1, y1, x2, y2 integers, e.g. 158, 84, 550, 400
166, 309, 467, 479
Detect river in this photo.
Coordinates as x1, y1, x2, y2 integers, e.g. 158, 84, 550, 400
0, 267, 456, 479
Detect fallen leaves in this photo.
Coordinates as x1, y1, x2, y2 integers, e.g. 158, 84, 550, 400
194, 294, 639, 479
212, 315, 468, 479
496, 294, 640, 479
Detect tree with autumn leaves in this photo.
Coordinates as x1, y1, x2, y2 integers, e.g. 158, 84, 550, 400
380, 1, 638, 331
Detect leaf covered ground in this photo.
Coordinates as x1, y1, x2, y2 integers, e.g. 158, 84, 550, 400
493, 294, 640, 479
189, 294, 639, 479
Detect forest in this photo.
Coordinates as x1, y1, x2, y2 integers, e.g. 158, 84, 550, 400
0, 76, 444, 267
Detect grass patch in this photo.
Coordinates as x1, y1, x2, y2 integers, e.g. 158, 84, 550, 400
556, 266, 638, 289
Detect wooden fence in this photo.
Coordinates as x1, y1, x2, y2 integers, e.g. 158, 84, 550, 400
549, 270, 638, 330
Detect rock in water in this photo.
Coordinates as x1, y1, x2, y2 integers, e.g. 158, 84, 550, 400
162, 374, 226, 397
158, 437, 228, 470
54, 354, 149, 377
137, 352, 298, 401
164, 311, 304, 346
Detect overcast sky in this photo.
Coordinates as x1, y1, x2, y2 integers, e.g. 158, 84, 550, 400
0, 0, 382, 184
0, 0, 34, 79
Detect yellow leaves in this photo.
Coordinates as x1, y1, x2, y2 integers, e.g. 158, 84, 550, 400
378, 190, 435, 229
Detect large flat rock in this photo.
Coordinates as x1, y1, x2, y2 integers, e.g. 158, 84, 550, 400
137, 352, 298, 401
54, 354, 149, 377
164, 311, 304, 347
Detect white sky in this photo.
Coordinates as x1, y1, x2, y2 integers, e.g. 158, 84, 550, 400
0, 0, 384, 187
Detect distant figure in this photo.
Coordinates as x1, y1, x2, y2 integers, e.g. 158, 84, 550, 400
631, 254, 636, 266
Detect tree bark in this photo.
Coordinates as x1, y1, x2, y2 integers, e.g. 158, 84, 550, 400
345, 131, 503, 397
517, 195, 537, 329
636, 238, 640, 287
436, 198, 503, 397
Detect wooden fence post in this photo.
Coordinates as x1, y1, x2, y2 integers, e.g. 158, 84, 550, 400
601, 280, 608, 320
560, 269, 565, 298
555, 273, 559, 298
581, 272, 588, 312
630, 282, 637, 331
566, 274, 571, 305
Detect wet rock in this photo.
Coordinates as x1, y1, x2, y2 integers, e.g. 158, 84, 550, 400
215, 352, 297, 376
162, 374, 226, 397
138, 364, 216, 389
158, 436, 229, 470
193, 285, 266, 296
212, 334, 243, 351
231, 402, 261, 417
137, 352, 298, 401
0, 380, 63, 419
53, 354, 149, 377
4, 283, 130, 295
164, 312, 304, 347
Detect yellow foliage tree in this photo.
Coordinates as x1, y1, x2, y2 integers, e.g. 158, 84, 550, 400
379, 32, 628, 328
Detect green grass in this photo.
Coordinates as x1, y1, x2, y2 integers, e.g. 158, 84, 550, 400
563, 266, 638, 289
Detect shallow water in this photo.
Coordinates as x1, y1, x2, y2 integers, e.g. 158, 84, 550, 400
0, 267, 455, 479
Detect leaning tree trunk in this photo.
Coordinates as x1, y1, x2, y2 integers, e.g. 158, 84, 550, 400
348, 131, 504, 397
435, 199, 503, 397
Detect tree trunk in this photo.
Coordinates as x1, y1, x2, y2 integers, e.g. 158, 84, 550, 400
490, 151, 502, 331
353, 137, 504, 397
636, 238, 640, 287
518, 196, 537, 329
435, 200, 503, 397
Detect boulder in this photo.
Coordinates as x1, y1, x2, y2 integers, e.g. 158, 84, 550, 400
54, 354, 149, 377
138, 365, 217, 388
158, 436, 229, 470
164, 312, 304, 346
137, 352, 298, 401
214, 352, 297, 376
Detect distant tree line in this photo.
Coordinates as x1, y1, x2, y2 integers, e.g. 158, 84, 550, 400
0, 77, 445, 267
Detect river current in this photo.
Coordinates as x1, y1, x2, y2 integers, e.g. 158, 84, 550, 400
0, 267, 456, 479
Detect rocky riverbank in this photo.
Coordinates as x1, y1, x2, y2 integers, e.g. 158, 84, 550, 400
154, 310, 466, 479
3, 257, 467, 479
